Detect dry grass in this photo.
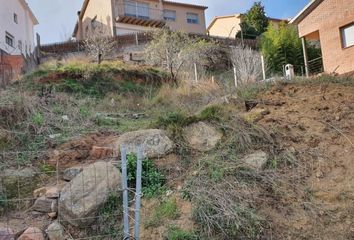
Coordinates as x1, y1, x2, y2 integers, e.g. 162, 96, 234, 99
153, 80, 227, 114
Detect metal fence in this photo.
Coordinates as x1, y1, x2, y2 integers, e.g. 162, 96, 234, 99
40, 32, 259, 54
0, 145, 144, 239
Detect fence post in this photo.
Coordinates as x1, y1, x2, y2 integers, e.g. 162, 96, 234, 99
121, 146, 130, 239
194, 63, 198, 83
135, 33, 139, 46
261, 55, 266, 81
233, 67, 238, 88
211, 75, 215, 84
134, 146, 143, 240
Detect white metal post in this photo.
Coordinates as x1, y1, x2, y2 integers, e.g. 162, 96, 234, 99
233, 67, 238, 88
194, 63, 198, 83
261, 55, 266, 81
121, 146, 130, 239
134, 146, 143, 240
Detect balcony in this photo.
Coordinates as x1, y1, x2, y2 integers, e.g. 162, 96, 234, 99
115, 2, 166, 28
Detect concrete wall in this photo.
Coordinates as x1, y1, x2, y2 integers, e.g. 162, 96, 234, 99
297, 0, 354, 74
80, 0, 115, 39
0, 0, 37, 55
208, 16, 241, 38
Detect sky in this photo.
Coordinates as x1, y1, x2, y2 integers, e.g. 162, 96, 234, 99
26, 0, 310, 44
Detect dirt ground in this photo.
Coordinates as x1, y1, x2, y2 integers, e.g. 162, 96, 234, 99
254, 81, 354, 239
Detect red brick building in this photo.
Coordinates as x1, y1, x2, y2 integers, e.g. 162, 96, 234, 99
291, 0, 354, 75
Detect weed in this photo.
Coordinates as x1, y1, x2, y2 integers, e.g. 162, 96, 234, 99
165, 226, 199, 240
95, 193, 123, 239
32, 112, 44, 126
145, 198, 180, 228
126, 154, 166, 198
197, 105, 222, 122
39, 163, 56, 175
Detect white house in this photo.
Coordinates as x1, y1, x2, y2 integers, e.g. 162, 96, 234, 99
0, 0, 38, 56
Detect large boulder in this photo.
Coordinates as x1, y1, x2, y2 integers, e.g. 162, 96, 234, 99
45, 221, 64, 240
18, 227, 44, 240
183, 122, 222, 152
1, 168, 39, 199
115, 129, 174, 158
241, 151, 269, 170
0, 227, 14, 240
59, 162, 121, 227
62, 166, 83, 181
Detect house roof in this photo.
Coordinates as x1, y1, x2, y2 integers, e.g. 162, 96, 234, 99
162, 1, 208, 10
19, 0, 39, 25
290, 0, 323, 24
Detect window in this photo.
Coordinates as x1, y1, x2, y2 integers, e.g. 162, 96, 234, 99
14, 13, 18, 24
187, 13, 199, 24
341, 23, 354, 48
164, 10, 176, 21
125, 1, 150, 20
5, 32, 14, 47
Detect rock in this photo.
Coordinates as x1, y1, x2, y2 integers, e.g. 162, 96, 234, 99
183, 122, 222, 152
241, 151, 269, 170
32, 197, 58, 213
59, 162, 121, 227
49, 134, 61, 139
0, 227, 14, 240
33, 186, 60, 199
45, 221, 64, 240
61, 115, 69, 121
1, 168, 38, 199
45, 187, 60, 199
243, 108, 270, 123
115, 129, 174, 158
48, 212, 57, 219
33, 188, 47, 198
62, 166, 83, 181
18, 227, 44, 240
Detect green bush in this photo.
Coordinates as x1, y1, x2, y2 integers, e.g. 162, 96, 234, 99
145, 198, 180, 228
126, 154, 165, 197
165, 226, 199, 240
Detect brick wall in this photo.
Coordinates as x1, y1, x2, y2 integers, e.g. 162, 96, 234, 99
298, 0, 354, 74
1, 55, 25, 79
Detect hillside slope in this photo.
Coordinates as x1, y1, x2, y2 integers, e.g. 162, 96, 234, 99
254, 80, 354, 239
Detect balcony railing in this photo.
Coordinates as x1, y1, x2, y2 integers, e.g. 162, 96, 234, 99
115, 2, 165, 28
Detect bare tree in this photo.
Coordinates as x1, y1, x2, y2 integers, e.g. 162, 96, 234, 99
230, 47, 263, 85
84, 24, 116, 64
145, 28, 221, 84
145, 28, 191, 83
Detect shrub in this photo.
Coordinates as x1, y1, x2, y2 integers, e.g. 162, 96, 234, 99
165, 226, 199, 240
145, 198, 180, 228
126, 154, 165, 197
230, 47, 263, 85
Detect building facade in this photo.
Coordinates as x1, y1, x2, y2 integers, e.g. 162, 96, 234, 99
0, 0, 38, 56
207, 14, 287, 39
291, 0, 354, 75
73, 0, 207, 40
